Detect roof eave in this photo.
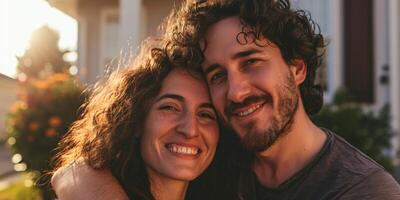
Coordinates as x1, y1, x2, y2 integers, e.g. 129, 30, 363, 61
47, 0, 79, 19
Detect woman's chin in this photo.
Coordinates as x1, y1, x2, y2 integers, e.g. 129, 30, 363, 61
165, 168, 202, 182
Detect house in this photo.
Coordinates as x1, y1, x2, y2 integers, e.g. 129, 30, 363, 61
292, 0, 400, 177
47, 0, 178, 84
0, 74, 18, 141
48, 0, 400, 176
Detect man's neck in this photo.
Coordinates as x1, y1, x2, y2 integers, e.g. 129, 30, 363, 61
252, 105, 327, 188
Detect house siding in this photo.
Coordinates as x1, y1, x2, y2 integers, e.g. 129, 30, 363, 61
77, 0, 118, 84
0, 75, 18, 141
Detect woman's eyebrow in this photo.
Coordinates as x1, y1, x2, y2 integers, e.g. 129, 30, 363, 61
156, 94, 213, 109
155, 94, 184, 102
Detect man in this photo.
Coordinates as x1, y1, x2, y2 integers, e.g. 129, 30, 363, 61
52, 0, 400, 199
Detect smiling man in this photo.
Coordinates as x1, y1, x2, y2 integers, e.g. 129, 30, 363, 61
169, 0, 400, 199
52, 0, 400, 199
202, 17, 302, 154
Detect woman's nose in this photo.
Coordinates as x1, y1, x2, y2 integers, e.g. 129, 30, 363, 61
175, 113, 199, 138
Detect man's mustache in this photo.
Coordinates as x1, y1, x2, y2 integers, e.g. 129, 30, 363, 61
224, 94, 272, 118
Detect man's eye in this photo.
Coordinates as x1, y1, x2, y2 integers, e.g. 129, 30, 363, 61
210, 71, 226, 84
245, 58, 260, 66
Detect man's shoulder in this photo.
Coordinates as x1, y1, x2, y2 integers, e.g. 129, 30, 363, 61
337, 169, 400, 199
324, 129, 384, 172
304, 129, 400, 199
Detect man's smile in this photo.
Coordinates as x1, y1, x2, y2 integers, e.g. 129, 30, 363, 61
234, 101, 266, 117
225, 94, 272, 120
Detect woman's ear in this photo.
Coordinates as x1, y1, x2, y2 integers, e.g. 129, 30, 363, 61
289, 59, 307, 85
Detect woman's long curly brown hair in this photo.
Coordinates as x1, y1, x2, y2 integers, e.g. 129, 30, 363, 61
163, 0, 326, 115
51, 38, 212, 199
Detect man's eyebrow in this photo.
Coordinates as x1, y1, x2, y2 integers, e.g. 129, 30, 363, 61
232, 49, 262, 60
155, 94, 184, 102
203, 64, 221, 77
199, 102, 214, 110
203, 49, 262, 77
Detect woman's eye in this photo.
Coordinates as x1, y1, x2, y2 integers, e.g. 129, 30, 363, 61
159, 105, 179, 111
198, 111, 216, 120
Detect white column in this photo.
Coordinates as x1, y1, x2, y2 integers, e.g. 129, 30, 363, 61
119, 0, 143, 56
77, 17, 88, 83
373, 0, 390, 111
326, 0, 344, 102
389, 0, 400, 165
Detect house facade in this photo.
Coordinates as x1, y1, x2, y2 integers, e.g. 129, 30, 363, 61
48, 0, 178, 83
48, 0, 400, 175
0, 74, 18, 141
293, 0, 400, 175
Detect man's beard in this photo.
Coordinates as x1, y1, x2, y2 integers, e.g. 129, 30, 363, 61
228, 74, 299, 152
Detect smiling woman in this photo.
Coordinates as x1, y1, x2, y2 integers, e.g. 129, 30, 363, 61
0, 0, 76, 78
51, 38, 221, 200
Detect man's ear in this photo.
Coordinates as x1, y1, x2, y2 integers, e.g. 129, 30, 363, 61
289, 59, 307, 85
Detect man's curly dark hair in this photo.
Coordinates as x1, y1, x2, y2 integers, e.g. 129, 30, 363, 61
164, 0, 326, 115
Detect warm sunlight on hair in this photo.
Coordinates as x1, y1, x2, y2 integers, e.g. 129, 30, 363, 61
0, 0, 77, 78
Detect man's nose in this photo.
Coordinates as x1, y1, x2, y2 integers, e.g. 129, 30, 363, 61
227, 73, 251, 103
176, 112, 199, 138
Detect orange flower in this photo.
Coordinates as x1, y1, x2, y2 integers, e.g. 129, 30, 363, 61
47, 73, 70, 85
51, 73, 69, 82
17, 90, 28, 102
32, 79, 49, 90
10, 101, 27, 112
45, 129, 57, 138
48, 116, 62, 127
7, 119, 16, 127
28, 122, 40, 132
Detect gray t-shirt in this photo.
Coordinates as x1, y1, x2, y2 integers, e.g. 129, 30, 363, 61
238, 129, 400, 200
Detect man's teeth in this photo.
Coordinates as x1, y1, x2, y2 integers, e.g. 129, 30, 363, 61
168, 145, 199, 155
236, 103, 263, 117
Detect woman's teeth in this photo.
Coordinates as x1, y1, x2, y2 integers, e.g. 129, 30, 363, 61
168, 144, 199, 155
236, 103, 263, 117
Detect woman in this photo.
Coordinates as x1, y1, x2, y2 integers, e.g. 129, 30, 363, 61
52, 40, 220, 200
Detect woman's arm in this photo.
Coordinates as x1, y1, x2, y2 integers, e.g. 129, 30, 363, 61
51, 161, 129, 200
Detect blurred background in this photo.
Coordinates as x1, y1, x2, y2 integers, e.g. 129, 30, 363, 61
0, 0, 399, 199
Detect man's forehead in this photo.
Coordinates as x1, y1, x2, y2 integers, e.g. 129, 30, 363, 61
202, 36, 272, 64
202, 17, 271, 52
199, 16, 279, 71
201, 17, 243, 64
204, 16, 243, 44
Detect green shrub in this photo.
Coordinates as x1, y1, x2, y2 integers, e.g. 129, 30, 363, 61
312, 89, 394, 172
0, 173, 42, 200
6, 74, 85, 199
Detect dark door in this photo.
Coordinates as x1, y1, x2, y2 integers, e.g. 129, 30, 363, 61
344, 0, 374, 103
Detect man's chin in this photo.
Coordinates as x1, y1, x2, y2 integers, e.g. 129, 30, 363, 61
228, 118, 280, 152
237, 127, 275, 152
